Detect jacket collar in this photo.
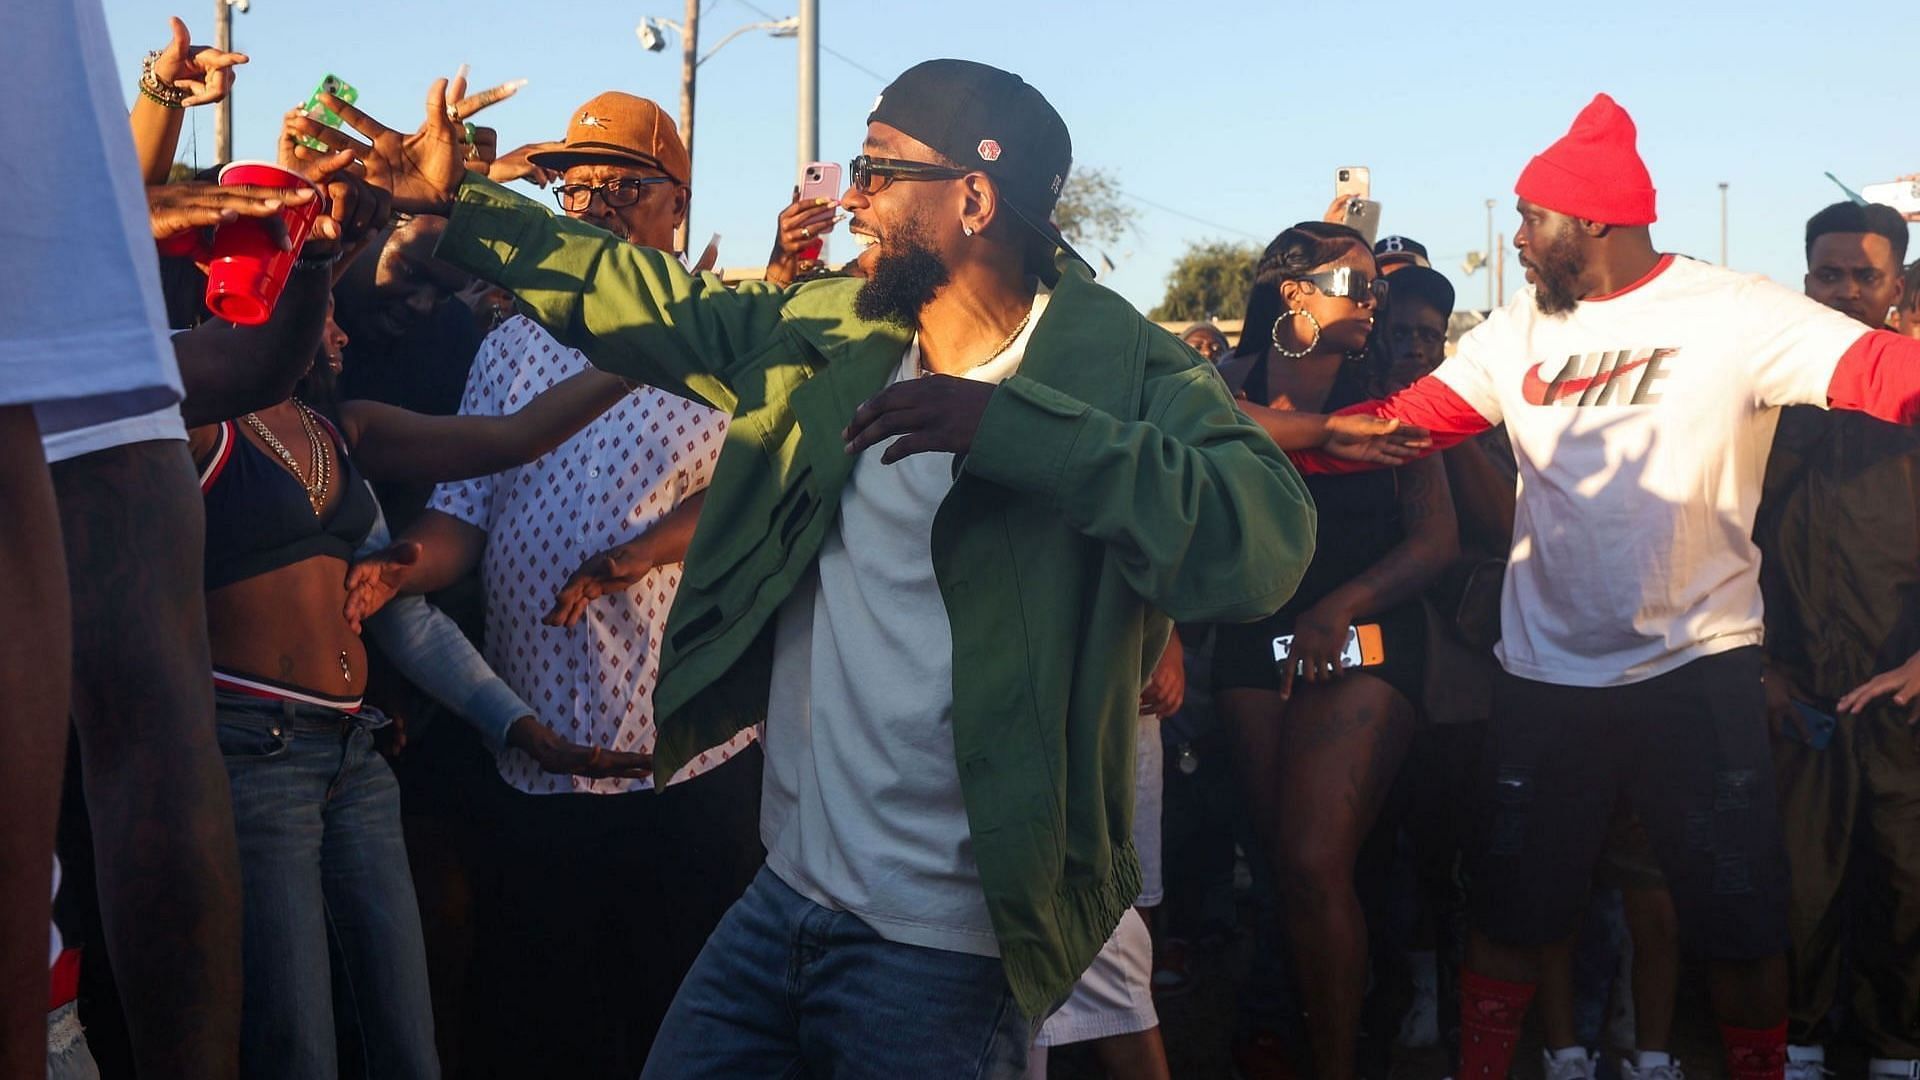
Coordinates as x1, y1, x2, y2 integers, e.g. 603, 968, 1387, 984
780, 252, 1146, 489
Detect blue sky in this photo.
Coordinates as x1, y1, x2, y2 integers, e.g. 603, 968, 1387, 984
108, 0, 1916, 315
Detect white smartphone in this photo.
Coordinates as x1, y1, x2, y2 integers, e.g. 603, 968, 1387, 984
1861, 180, 1920, 218
1336, 166, 1371, 201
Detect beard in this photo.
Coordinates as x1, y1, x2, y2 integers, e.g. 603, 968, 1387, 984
853, 213, 951, 328
1526, 230, 1587, 316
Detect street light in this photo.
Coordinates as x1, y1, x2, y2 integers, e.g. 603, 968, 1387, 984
637, 9, 800, 250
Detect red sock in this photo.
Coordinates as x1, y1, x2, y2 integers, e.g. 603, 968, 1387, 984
1460, 969, 1536, 1079
1721, 1021, 1787, 1080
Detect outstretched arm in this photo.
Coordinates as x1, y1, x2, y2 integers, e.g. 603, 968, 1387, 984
338, 368, 632, 483
1286, 374, 1495, 476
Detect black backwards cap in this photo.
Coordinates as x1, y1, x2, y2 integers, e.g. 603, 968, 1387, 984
868, 59, 1088, 270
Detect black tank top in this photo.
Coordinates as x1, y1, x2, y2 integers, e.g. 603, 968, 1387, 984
197, 412, 378, 591
1249, 355, 1406, 617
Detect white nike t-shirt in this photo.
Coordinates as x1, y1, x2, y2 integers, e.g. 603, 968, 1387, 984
1431, 255, 1869, 687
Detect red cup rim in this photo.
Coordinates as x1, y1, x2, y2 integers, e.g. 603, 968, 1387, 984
216, 159, 320, 197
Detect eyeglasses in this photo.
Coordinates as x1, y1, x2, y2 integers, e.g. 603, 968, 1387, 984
1301, 267, 1389, 304
847, 154, 972, 196
554, 176, 675, 212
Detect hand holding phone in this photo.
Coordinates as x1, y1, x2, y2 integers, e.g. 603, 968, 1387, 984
795, 161, 843, 261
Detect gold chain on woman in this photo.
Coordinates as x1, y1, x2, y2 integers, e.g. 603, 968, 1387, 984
242, 401, 332, 515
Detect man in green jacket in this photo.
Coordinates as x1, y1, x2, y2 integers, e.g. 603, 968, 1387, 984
339, 59, 1315, 1077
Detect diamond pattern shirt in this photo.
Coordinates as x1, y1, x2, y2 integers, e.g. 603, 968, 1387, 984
429, 315, 752, 794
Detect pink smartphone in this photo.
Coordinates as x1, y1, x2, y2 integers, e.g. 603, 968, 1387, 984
797, 161, 841, 260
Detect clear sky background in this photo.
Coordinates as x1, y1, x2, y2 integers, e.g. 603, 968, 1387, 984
108, 0, 1916, 316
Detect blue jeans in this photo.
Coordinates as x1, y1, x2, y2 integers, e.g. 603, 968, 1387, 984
216, 691, 437, 1079
641, 867, 1036, 1079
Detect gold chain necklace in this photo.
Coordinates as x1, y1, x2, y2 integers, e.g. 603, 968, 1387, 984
921, 302, 1034, 376
242, 401, 332, 515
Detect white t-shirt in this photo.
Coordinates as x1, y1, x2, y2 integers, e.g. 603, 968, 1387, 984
1431, 255, 1869, 687
761, 290, 1050, 957
6, 0, 182, 437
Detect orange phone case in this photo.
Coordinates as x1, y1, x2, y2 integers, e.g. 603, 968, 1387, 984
1354, 623, 1386, 667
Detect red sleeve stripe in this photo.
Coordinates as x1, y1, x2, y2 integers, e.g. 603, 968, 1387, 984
1288, 375, 1495, 475
198, 421, 234, 492
1827, 330, 1920, 425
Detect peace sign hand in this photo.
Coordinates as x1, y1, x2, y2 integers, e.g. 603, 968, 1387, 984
290, 73, 516, 215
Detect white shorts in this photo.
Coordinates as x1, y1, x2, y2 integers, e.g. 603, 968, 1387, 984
1033, 906, 1158, 1048
1133, 713, 1163, 908
40, 404, 186, 465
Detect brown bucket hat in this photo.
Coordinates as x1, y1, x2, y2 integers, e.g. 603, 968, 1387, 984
524, 91, 690, 185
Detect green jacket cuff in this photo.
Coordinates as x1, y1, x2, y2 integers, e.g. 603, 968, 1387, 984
437, 174, 545, 286
963, 374, 1089, 502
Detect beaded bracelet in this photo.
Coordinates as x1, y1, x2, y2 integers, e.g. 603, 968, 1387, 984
138, 51, 189, 109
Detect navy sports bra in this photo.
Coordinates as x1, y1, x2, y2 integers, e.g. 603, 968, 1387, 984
198, 412, 378, 592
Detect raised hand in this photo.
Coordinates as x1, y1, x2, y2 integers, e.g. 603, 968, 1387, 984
1323, 414, 1432, 466
765, 191, 839, 287
487, 142, 562, 188
277, 114, 389, 247
150, 16, 247, 107
147, 182, 309, 246
290, 75, 499, 215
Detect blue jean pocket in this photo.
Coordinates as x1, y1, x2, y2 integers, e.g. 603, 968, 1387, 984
216, 718, 291, 762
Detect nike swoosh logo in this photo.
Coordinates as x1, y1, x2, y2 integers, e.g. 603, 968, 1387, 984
1520, 352, 1656, 406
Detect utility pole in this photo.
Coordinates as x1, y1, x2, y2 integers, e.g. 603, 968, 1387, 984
1719, 182, 1729, 266
1484, 199, 1495, 312
213, 0, 233, 163
797, 0, 819, 177
676, 0, 698, 252
1495, 233, 1505, 307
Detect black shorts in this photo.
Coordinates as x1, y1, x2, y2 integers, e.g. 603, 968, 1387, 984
1212, 603, 1426, 706
1469, 646, 1789, 960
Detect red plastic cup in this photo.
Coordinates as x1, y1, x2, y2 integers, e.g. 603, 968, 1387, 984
205, 161, 323, 325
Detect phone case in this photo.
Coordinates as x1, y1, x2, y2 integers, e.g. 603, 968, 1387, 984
1354, 623, 1386, 667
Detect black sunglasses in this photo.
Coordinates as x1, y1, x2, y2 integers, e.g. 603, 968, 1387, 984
554, 176, 675, 212
847, 154, 972, 196
1301, 267, 1389, 304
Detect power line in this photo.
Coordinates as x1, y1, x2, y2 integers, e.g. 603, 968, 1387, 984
729, 0, 889, 80
1112, 190, 1264, 242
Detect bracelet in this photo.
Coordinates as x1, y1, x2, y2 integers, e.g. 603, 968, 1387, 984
138, 51, 189, 109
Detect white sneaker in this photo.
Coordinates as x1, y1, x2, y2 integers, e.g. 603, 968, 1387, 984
1786, 1045, 1830, 1080
1619, 1058, 1684, 1080
1868, 1060, 1920, 1080
1542, 1048, 1599, 1080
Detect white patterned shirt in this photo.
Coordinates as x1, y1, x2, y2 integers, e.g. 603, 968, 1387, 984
429, 315, 751, 794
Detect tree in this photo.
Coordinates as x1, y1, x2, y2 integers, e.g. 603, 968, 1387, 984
1053, 166, 1135, 253
1149, 240, 1261, 322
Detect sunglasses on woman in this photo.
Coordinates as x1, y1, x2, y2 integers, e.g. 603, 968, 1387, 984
1301, 267, 1389, 304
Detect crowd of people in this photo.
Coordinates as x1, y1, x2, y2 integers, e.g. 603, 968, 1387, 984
8, 4, 1920, 1080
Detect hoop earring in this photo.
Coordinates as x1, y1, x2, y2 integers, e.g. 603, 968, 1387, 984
1271, 309, 1321, 358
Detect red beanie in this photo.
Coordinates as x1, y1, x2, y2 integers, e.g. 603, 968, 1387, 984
1514, 93, 1657, 226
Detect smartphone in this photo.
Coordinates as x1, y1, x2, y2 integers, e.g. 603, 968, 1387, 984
1340, 197, 1383, 245
1861, 180, 1920, 219
1335, 166, 1371, 201
1271, 624, 1386, 669
1789, 700, 1837, 750
797, 161, 842, 261
299, 74, 359, 152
